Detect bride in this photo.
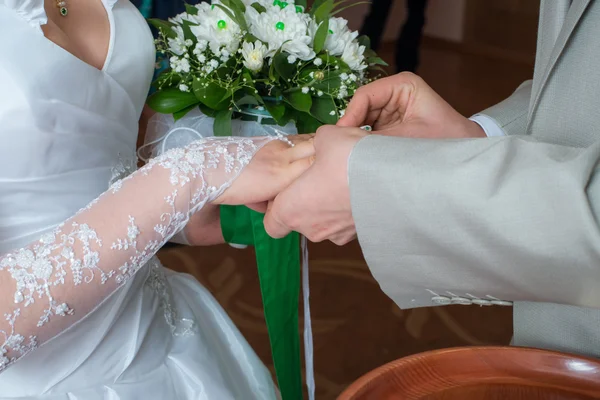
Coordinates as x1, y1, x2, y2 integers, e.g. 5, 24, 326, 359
0, 0, 314, 398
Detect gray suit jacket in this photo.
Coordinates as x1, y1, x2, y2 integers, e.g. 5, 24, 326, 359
349, 0, 600, 357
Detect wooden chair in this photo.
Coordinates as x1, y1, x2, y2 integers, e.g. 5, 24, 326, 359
338, 346, 600, 400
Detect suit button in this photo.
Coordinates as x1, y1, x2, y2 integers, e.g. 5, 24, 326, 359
491, 300, 513, 306
451, 297, 472, 305
472, 299, 492, 306
431, 296, 451, 305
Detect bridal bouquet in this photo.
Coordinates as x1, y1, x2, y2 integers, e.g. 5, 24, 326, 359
147, 0, 385, 135
146, 2, 385, 399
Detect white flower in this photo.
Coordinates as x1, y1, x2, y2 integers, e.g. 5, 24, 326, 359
209, 59, 220, 69
179, 84, 190, 92
190, 4, 242, 55
340, 72, 349, 81
313, 57, 323, 66
329, 110, 336, 116
340, 109, 346, 117
242, 40, 267, 72
324, 17, 358, 56
245, 6, 315, 60
170, 56, 191, 73
341, 40, 367, 71
317, 90, 323, 96
169, 12, 194, 24
301, 87, 309, 94
198, 53, 207, 63
168, 26, 188, 56
349, 73, 357, 82
288, 55, 297, 64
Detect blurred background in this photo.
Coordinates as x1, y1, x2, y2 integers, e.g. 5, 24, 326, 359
143, 0, 539, 398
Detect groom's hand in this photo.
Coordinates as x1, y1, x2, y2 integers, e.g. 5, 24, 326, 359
264, 126, 367, 245
338, 72, 485, 139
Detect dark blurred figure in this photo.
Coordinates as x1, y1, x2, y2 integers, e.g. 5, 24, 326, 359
131, 0, 207, 22
361, 0, 429, 72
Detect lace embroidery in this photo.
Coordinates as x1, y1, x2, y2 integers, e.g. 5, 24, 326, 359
0, 137, 271, 371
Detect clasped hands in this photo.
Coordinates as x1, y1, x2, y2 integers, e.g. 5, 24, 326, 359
215, 72, 486, 245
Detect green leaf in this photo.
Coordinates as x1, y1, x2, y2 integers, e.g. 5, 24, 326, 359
273, 52, 296, 81
309, 0, 327, 14
146, 88, 199, 114
174, 104, 197, 121
312, 70, 343, 91
264, 101, 286, 122
235, 94, 260, 107
313, 19, 329, 54
181, 20, 198, 43
367, 56, 389, 66
244, 33, 259, 43
285, 91, 312, 113
294, 112, 322, 134
228, 0, 247, 13
357, 35, 371, 49
310, 96, 337, 124
147, 19, 176, 39
214, 109, 234, 136
212, 4, 245, 31
251, 2, 267, 12
198, 103, 217, 117
193, 80, 230, 110
332, 1, 370, 15
184, 3, 199, 15
217, 0, 248, 31
313, 0, 334, 23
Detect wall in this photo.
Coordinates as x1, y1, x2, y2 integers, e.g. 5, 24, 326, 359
340, 0, 467, 43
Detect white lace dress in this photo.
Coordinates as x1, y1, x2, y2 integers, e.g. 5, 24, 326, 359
0, 1, 278, 398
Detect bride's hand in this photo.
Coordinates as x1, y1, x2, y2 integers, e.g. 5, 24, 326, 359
212, 135, 315, 208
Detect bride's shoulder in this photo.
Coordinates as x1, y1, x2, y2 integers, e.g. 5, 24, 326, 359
0, 0, 47, 29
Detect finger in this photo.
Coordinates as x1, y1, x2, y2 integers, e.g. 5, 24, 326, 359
264, 199, 291, 239
246, 202, 268, 213
284, 156, 315, 184
288, 133, 315, 144
288, 138, 315, 162
337, 91, 371, 127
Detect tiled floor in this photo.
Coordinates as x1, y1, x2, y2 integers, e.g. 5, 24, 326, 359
158, 42, 534, 399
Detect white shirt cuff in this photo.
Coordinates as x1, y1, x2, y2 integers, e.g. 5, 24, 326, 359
469, 114, 505, 137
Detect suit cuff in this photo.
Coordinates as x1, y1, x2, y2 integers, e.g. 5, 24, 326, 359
469, 114, 506, 137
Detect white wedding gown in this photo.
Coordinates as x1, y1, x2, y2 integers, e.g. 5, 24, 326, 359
0, 1, 279, 399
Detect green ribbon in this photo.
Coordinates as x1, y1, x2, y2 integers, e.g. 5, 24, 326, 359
221, 205, 303, 400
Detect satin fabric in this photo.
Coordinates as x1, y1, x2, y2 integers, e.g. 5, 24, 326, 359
0, 1, 277, 398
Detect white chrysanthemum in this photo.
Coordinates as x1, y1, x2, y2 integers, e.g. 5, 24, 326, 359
245, 6, 315, 60
341, 40, 366, 71
190, 4, 242, 55
168, 26, 188, 56
169, 12, 194, 24
242, 41, 267, 72
324, 17, 358, 56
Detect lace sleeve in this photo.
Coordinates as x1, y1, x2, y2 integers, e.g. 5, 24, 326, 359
0, 136, 274, 371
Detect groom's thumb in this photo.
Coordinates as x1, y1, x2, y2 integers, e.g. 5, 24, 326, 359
264, 199, 292, 239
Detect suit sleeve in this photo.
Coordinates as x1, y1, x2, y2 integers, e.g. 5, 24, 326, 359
349, 134, 600, 310
475, 80, 533, 137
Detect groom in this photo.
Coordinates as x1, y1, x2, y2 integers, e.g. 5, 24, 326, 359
264, 0, 600, 358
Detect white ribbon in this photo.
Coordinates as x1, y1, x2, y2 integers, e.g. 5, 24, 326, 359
302, 236, 315, 400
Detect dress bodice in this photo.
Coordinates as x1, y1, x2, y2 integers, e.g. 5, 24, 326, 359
0, 0, 155, 252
